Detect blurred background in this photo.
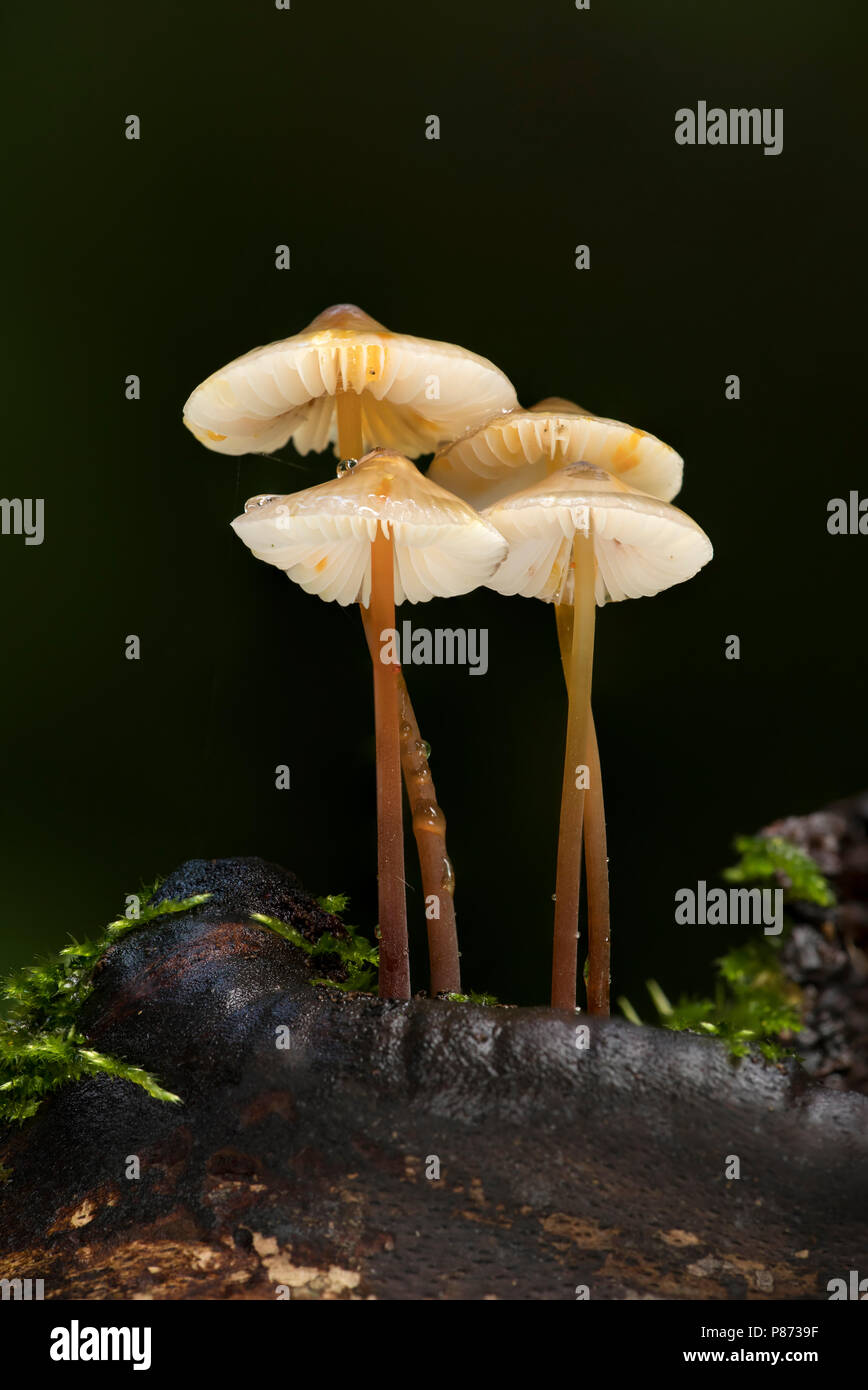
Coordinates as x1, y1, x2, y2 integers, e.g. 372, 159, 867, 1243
0, 0, 863, 1007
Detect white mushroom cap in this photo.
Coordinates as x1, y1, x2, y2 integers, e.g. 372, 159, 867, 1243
184, 304, 517, 459
428, 399, 683, 508
231, 449, 509, 607
482, 462, 712, 606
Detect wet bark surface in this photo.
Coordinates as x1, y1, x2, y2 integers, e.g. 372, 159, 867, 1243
771, 792, 868, 1093
1, 846, 866, 1301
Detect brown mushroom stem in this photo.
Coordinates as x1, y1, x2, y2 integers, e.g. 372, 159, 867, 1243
555, 605, 611, 1016
341, 388, 461, 997
551, 527, 596, 1011
359, 608, 461, 996
336, 386, 364, 460
397, 683, 461, 995
367, 522, 410, 1000
580, 717, 610, 1015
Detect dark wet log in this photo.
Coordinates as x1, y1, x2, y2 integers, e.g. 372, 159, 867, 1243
1, 854, 866, 1301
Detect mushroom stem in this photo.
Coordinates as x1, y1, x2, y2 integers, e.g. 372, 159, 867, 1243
555, 605, 610, 1016
359, 597, 462, 1001
397, 683, 461, 996
360, 609, 461, 995
368, 522, 410, 1000
551, 527, 596, 1011
336, 386, 364, 459
581, 716, 610, 1015
344, 389, 461, 999
359, 609, 460, 994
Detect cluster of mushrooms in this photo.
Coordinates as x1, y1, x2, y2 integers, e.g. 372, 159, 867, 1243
183, 305, 712, 1014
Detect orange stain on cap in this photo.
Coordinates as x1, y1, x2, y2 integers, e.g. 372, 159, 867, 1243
612, 430, 643, 470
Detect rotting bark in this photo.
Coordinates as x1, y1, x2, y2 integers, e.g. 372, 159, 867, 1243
1, 845, 866, 1301
768, 791, 868, 1094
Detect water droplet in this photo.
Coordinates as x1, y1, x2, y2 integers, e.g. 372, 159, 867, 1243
336, 457, 359, 477
414, 805, 445, 833
440, 857, 455, 895
400, 721, 412, 736
416, 739, 432, 760
244, 493, 279, 513
551, 893, 557, 902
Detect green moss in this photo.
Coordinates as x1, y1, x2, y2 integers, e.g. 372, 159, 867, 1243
315, 893, 351, 915
444, 990, 501, 1006
0, 882, 380, 1135
625, 945, 802, 1061
0, 882, 211, 1126
723, 835, 835, 908
618, 835, 834, 1061
251, 904, 379, 994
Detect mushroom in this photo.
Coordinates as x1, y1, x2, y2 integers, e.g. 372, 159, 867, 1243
482, 462, 712, 1012
183, 303, 517, 462
428, 399, 683, 510
185, 304, 518, 996
429, 399, 686, 1013
232, 449, 508, 1000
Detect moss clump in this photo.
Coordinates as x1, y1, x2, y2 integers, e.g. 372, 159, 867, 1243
252, 903, 379, 993
315, 893, 351, 916
619, 835, 835, 1060
444, 990, 500, 1006
628, 947, 802, 1061
0, 883, 211, 1125
0, 880, 377, 1134
723, 834, 835, 907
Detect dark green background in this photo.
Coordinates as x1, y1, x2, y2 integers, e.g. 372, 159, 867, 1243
1, 0, 863, 1006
